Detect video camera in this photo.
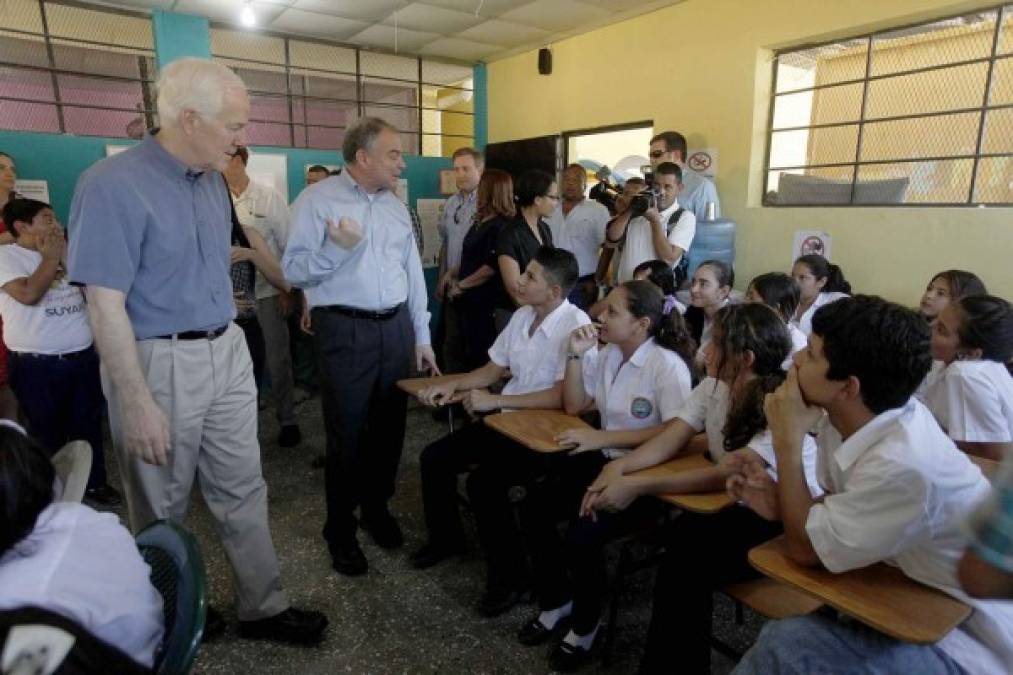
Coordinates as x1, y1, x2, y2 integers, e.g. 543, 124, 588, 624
627, 168, 660, 218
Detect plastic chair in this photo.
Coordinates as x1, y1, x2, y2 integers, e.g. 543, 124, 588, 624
136, 520, 208, 675
50, 440, 92, 503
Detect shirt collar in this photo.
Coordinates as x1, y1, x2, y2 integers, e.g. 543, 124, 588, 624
660, 198, 682, 220
141, 129, 201, 181
831, 399, 914, 471
534, 299, 573, 337
628, 337, 655, 367
338, 166, 389, 199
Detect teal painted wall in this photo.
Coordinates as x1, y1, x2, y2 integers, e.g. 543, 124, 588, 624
152, 10, 211, 67
473, 63, 488, 151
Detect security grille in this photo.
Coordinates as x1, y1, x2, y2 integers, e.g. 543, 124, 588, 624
764, 3, 1013, 206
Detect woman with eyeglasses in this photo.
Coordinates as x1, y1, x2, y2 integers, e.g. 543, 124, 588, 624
495, 169, 557, 329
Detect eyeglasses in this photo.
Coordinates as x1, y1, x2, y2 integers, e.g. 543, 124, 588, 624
648, 150, 667, 159
453, 202, 464, 224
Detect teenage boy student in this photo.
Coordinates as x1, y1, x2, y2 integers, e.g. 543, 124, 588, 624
413, 246, 592, 616
0, 199, 119, 505
729, 295, 1013, 674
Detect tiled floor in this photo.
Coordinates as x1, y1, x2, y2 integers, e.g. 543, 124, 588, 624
100, 397, 766, 674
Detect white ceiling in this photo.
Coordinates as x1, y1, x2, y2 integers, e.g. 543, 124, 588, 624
81, 0, 684, 64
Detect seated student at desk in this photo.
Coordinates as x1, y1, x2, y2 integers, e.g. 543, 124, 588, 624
574, 304, 820, 673
918, 295, 1012, 462
745, 272, 807, 370
790, 254, 851, 336
413, 247, 591, 616
510, 280, 695, 671
730, 296, 1012, 675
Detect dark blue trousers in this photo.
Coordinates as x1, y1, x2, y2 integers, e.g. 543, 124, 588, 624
8, 346, 108, 489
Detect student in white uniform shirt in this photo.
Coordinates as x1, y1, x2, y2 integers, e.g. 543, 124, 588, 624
730, 295, 1012, 675
0, 423, 163, 667
576, 304, 821, 673
412, 248, 592, 615
684, 259, 733, 365
920, 294, 1012, 462
546, 164, 610, 310
918, 268, 987, 323
745, 272, 807, 369
608, 162, 696, 284
511, 280, 696, 671
790, 254, 851, 336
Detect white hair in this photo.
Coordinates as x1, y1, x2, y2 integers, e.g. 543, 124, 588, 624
156, 58, 246, 126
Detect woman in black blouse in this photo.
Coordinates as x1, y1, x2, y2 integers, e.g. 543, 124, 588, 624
449, 169, 516, 370
495, 169, 558, 327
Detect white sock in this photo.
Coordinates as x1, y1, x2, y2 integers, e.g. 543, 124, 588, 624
537, 601, 573, 629
562, 622, 599, 651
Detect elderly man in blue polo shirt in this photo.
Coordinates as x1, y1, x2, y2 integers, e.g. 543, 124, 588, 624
283, 116, 439, 576
67, 58, 327, 644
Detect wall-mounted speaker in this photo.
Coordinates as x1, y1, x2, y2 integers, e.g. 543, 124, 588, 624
538, 48, 552, 75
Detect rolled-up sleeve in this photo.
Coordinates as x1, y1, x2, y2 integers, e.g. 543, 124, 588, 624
67, 171, 141, 292
282, 191, 356, 287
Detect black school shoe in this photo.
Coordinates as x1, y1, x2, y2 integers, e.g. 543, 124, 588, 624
331, 540, 368, 576
238, 607, 329, 645
549, 635, 597, 672
411, 540, 466, 570
201, 606, 227, 643
517, 615, 570, 646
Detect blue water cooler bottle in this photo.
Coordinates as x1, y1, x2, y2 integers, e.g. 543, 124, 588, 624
686, 202, 736, 282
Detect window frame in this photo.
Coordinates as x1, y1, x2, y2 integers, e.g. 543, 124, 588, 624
762, 3, 1013, 207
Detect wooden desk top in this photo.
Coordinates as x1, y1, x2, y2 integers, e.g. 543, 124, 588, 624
749, 536, 971, 644
483, 410, 592, 452
632, 453, 735, 514
397, 374, 465, 398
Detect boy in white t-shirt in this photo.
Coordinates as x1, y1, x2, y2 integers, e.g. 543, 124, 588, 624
0, 199, 118, 505
731, 295, 1012, 675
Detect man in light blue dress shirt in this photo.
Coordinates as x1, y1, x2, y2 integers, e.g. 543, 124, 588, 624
283, 117, 439, 576
649, 130, 721, 222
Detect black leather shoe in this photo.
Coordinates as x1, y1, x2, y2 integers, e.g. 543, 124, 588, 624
201, 605, 226, 643
476, 586, 529, 618
331, 541, 368, 576
85, 484, 122, 507
411, 540, 465, 570
549, 636, 596, 672
278, 424, 302, 447
518, 615, 569, 646
360, 509, 403, 549
238, 607, 329, 646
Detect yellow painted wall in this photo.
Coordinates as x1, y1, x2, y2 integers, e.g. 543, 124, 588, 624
487, 0, 1013, 302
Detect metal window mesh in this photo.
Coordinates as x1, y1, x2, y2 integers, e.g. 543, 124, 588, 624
766, 3, 1013, 205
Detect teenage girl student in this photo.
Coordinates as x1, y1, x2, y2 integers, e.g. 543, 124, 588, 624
511, 280, 695, 671
790, 254, 850, 336
552, 304, 820, 671
633, 259, 686, 315
920, 295, 1013, 461
683, 259, 733, 363
919, 269, 987, 322
746, 272, 806, 368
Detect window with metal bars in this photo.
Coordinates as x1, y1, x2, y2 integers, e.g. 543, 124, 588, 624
210, 27, 475, 157
764, 3, 1013, 206
0, 0, 155, 139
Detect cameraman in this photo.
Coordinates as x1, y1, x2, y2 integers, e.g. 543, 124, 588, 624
604, 162, 696, 284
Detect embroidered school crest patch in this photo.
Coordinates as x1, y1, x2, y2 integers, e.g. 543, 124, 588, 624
630, 397, 653, 419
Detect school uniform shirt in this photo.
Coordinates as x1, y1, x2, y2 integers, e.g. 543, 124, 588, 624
791, 291, 849, 336
676, 377, 822, 496
919, 359, 1013, 444
616, 199, 696, 283
581, 338, 694, 459
231, 179, 289, 300
783, 322, 808, 371
545, 198, 610, 278
806, 398, 1012, 673
0, 244, 92, 355
487, 299, 592, 405
0, 502, 164, 667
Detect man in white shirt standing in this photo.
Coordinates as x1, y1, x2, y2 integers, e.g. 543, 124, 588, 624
608, 162, 696, 284
435, 147, 482, 374
648, 130, 720, 222
728, 295, 1013, 675
224, 147, 301, 448
546, 164, 610, 310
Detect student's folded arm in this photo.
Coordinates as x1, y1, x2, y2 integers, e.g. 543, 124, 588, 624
628, 463, 727, 497
455, 361, 508, 391
592, 424, 671, 451
612, 417, 697, 475
497, 381, 562, 410
561, 358, 594, 414
1, 258, 61, 305
775, 452, 823, 567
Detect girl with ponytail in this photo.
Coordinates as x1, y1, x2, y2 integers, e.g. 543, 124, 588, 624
579, 303, 822, 673
920, 294, 1013, 461
511, 280, 696, 670
791, 254, 851, 336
